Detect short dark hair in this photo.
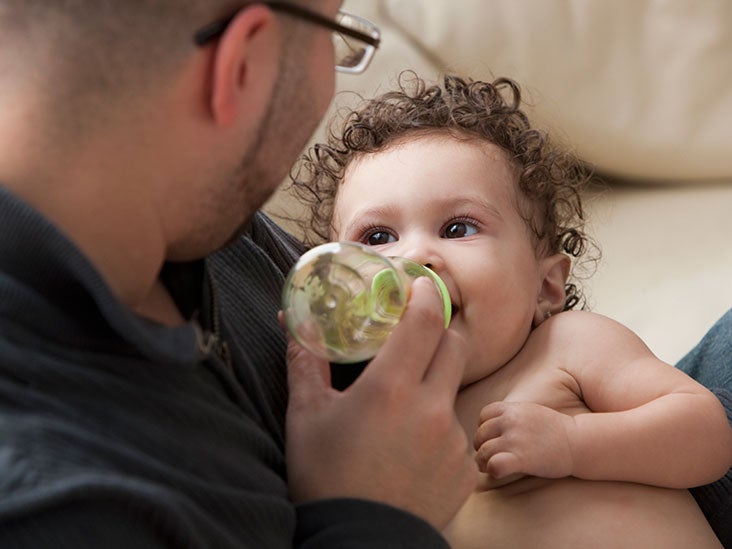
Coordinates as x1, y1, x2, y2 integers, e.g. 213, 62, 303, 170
288, 72, 599, 309
0, 0, 271, 134
0, 1, 214, 87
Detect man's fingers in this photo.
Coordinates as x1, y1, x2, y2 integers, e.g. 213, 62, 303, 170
286, 335, 332, 409
362, 277, 447, 384
422, 328, 466, 401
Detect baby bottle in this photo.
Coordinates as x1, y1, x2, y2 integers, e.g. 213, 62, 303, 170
282, 241, 451, 364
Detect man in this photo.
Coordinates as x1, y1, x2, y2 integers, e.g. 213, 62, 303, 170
0, 1, 476, 547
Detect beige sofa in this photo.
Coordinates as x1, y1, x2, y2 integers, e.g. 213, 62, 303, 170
267, 0, 732, 365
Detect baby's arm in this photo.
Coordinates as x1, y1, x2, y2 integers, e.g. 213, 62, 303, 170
474, 310, 732, 488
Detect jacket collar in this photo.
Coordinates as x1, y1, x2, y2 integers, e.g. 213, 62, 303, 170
0, 185, 201, 366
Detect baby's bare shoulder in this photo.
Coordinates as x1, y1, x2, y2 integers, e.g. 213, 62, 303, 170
534, 310, 645, 350
525, 310, 655, 375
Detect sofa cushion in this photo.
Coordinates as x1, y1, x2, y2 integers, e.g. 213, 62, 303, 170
367, 0, 732, 182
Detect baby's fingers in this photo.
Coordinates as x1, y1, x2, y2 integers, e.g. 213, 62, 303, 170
478, 401, 513, 424
474, 432, 521, 478
473, 414, 503, 451
484, 451, 520, 479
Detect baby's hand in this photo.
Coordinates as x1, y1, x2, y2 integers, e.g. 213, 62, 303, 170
474, 401, 577, 479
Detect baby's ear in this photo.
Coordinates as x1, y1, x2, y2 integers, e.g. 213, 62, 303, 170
533, 254, 570, 327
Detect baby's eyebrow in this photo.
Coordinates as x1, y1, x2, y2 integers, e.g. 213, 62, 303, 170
335, 196, 505, 236
443, 196, 505, 221
339, 205, 397, 230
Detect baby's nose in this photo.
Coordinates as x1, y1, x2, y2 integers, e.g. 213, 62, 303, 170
402, 248, 445, 273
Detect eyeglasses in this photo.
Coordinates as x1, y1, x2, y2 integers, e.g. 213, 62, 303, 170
194, 2, 381, 74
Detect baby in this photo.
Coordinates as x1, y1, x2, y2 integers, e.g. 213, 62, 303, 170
288, 73, 732, 548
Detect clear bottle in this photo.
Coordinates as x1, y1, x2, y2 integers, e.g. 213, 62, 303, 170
282, 241, 451, 364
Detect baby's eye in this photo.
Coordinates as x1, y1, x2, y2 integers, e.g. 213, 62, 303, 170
365, 230, 396, 246
443, 221, 478, 239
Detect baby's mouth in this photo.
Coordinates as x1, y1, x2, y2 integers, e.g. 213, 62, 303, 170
451, 303, 460, 318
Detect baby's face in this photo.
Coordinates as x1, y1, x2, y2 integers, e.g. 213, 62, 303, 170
332, 134, 547, 385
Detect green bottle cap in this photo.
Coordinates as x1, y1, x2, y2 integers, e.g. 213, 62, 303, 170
371, 263, 451, 328
422, 266, 452, 328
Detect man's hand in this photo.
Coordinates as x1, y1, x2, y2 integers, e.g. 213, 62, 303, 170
474, 401, 576, 479
286, 278, 477, 530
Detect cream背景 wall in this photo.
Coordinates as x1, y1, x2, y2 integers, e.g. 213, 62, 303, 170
266, 0, 732, 364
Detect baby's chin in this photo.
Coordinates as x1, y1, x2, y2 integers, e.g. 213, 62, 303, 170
460, 347, 508, 388
459, 360, 491, 389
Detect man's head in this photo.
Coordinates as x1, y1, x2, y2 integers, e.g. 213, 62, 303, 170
0, 1, 379, 267
0, 1, 219, 134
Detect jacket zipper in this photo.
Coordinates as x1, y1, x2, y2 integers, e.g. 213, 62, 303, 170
195, 266, 232, 371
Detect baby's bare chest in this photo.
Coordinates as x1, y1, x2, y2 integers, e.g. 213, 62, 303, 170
455, 361, 589, 437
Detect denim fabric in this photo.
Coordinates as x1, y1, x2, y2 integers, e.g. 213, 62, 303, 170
676, 309, 732, 547
677, 308, 732, 391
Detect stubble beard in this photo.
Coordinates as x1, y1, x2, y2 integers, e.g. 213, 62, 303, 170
175, 33, 323, 259
220, 51, 321, 248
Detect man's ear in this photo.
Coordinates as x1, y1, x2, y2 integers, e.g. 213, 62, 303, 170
533, 253, 570, 327
209, 5, 279, 128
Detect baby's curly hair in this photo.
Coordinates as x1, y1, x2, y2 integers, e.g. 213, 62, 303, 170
288, 73, 598, 310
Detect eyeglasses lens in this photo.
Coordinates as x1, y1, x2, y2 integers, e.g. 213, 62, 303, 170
333, 12, 375, 73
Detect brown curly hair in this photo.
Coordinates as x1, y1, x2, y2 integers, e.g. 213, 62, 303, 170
287, 73, 598, 310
